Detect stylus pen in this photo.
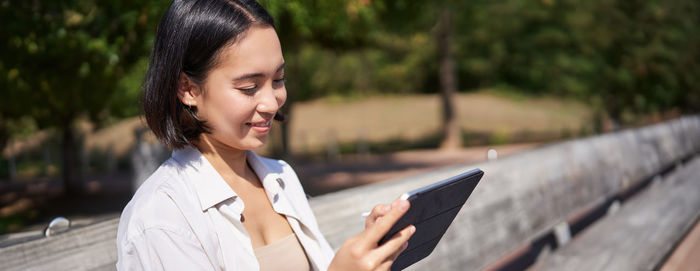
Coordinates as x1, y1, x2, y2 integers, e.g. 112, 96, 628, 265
361, 211, 370, 219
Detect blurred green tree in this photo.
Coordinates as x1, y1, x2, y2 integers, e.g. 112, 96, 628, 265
454, 0, 700, 128
0, 0, 167, 194
372, 0, 464, 149
261, 0, 382, 157
263, 0, 469, 151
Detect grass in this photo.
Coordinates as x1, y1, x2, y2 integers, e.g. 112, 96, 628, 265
282, 90, 592, 155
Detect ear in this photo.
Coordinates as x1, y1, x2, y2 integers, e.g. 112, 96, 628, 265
177, 73, 201, 107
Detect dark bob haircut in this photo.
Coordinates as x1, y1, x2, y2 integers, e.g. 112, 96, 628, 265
143, 0, 276, 149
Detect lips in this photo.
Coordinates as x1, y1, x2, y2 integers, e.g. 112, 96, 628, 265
248, 120, 271, 127
247, 120, 272, 133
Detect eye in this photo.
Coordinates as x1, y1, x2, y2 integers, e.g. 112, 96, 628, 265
238, 85, 258, 93
273, 77, 286, 84
272, 77, 286, 89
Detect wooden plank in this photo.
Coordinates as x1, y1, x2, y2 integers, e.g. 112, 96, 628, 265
531, 157, 700, 271
0, 219, 119, 271
0, 116, 697, 270
311, 116, 700, 270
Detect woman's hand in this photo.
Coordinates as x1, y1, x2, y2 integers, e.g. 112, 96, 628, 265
328, 199, 415, 271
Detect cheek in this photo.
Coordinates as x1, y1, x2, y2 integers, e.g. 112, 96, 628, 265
277, 88, 287, 107
222, 97, 257, 125
200, 95, 254, 130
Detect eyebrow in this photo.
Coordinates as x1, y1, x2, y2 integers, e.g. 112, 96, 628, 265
232, 63, 286, 81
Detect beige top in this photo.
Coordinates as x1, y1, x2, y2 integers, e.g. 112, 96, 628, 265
254, 234, 311, 271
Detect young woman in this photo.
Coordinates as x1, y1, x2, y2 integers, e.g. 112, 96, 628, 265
116, 1, 415, 270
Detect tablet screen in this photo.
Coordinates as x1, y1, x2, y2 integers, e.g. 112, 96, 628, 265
379, 169, 484, 270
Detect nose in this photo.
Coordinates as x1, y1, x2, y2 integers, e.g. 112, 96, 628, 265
256, 87, 283, 114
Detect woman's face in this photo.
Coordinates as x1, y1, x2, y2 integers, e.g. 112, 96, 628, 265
184, 25, 287, 151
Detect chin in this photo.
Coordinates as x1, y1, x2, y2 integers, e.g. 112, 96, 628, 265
243, 139, 268, 150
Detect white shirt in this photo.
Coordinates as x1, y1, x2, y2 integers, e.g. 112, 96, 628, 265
116, 146, 335, 270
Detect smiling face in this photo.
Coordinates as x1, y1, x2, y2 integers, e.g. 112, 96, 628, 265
178, 25, 286, 151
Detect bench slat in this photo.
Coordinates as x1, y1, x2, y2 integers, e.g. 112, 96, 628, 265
0, 116, 698, 270
0, 219, 119, 271
532, 157, 700, 271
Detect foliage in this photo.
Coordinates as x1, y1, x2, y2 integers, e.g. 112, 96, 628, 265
0, 0, 166, 142
2, 0, 699, 151
453, 0, 700, 123
262, 0, 700, 125
0, 0, 167, 192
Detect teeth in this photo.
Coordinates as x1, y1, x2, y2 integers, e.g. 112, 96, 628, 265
251, 121, 270, 127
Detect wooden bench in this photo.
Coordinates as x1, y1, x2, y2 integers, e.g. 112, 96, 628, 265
530, 157, 700, 271
312, 116, 700, 270
0, 218, 119, 271
0, 115, 699, 270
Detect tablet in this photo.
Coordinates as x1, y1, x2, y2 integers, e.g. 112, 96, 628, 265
378, 168, 484, 271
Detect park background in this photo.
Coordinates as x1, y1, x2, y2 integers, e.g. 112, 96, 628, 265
1, 0, 699, 260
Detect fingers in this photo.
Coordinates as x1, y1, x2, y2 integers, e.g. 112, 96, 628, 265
376, 260, 393, 271
369, 225, 415, 266
329, 198, 413, 271
365, 204, 390, 229
387, 239, 409, 263
363, 199, 410, 244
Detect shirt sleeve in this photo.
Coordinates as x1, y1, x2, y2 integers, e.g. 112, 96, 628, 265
117, 228, 216, 271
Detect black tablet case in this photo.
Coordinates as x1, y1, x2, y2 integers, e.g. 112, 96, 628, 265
378, 169, 484, 271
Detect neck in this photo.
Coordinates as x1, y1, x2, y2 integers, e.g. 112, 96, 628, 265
194, 135, 252, 184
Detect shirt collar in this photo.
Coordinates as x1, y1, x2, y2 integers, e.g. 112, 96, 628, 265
172, 146, 238, 211
247, 151, 302, 222
172, 146, 301, 222
246, 150, 284, 201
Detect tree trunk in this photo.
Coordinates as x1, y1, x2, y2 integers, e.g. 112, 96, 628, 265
0, 120, 11, 180
279, 88, 294, 159
0, 118, 8, 154
276, 55, 301, 160
8, 138, 16, 181
270, 82, 294, 159
605, 95, 622, 132
437, 7, 462, 150
280, 113, 291, 159
62, 120, 82, 195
